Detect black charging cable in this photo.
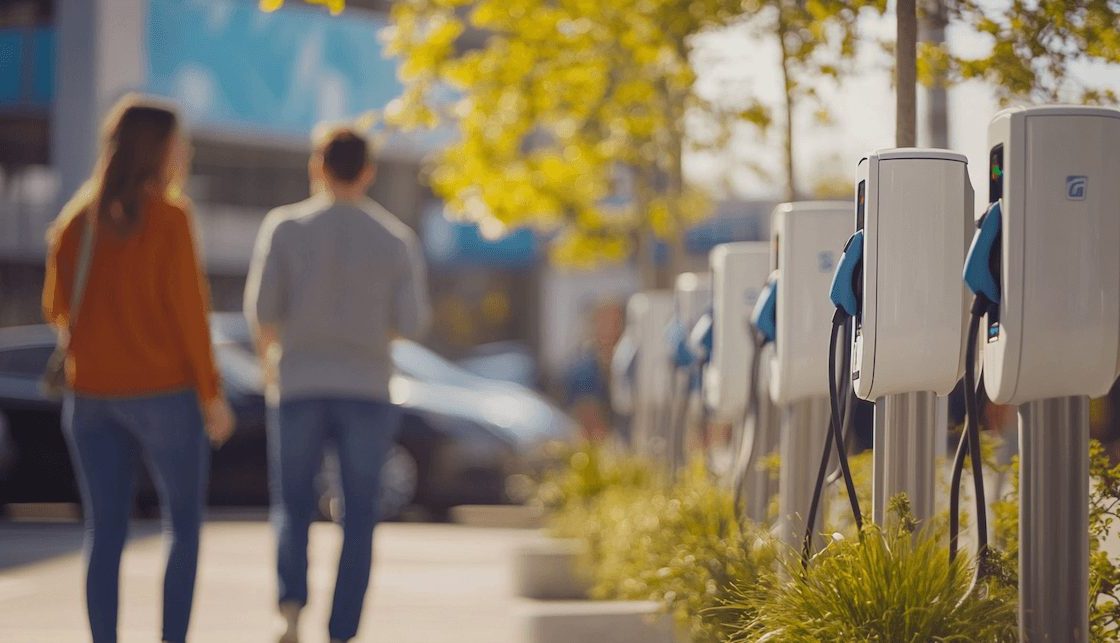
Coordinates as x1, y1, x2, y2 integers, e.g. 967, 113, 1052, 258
825, 317, 856, 487
948, 295, 991, 578
802, 309, 864, 566
732, 331, 767, 509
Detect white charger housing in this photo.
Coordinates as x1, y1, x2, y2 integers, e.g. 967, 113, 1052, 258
674, 272, 712, 333
851, 149, 972, 399
768, 201, 852, 405
620, 291, 675, 455
705, 242, 770, 421
626, 291, 674, 406
982, 106, 1120, 405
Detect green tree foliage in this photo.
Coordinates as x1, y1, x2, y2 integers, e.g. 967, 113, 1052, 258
263, 0, 884, 270
383, 0, 888, 269
547, 454, 777, 643
923, 0, 1120, 104
741, 0, 887, 200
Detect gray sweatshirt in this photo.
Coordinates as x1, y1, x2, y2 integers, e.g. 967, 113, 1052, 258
244, 194, 431, 403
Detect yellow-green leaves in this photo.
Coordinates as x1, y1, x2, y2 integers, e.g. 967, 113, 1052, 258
260, 0, 344, 15
387, 0, 762, 268
930, 0, 1120, 104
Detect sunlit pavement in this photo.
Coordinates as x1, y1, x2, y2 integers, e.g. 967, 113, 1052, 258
0, 519, 527, 643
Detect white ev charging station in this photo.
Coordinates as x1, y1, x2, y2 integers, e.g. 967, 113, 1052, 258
667, 272, 712, 471
766, 201, 851, 547
848, 149, 972, 526
707, 243, 770, 421
621, 291, 675, 461
706, 242, 778, 521
968, 106, 1120, 641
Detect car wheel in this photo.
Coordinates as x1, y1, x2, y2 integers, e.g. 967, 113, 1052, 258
317, 442, 420, 523
378, 443, 419, 521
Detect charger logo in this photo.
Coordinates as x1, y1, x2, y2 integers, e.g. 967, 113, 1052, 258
1067, 175, 1087, 200
817, 251, 836, 273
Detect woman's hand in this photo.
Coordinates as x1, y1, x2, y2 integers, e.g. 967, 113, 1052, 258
204, 397, 235, 447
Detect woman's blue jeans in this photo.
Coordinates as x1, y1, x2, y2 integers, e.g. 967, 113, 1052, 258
63, 390, 209, 643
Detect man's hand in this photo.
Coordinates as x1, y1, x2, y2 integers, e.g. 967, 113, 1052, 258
255, 324, 280, 388
204, 397, 236, 447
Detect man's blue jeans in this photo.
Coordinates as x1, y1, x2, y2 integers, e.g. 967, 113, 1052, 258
269, 397, 401, 641
63, 391, 209, 643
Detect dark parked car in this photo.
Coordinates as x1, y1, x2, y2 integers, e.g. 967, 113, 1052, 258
0, 316, 575, 519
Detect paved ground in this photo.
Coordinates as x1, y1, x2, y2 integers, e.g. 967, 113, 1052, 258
0, 519, 531, 643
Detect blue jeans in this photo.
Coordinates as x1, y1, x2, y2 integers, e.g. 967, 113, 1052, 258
269, 397, 401, 641
63, 391, 209, 643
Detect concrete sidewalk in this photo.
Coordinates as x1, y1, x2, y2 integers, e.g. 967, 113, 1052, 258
0, 520, 529, 643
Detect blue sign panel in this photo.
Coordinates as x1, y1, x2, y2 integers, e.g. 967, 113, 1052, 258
423, 209, 540, 269
146, 0, 401, 138
0, 27, 55, 109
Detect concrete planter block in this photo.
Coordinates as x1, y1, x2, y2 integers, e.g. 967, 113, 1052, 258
450, 504, 544, 529
518, 600, 679, 643
512, 537, 590, 600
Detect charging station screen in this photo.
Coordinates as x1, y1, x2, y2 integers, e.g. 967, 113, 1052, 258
987, 144, 1004, 342
989, 144, 1004, 203
856, 180, 866, 230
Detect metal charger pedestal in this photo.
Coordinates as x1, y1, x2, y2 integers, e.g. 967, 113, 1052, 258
737, 386, 782, 524
778, 397, 830, 548
872, 391, 938, 525
1019, 396, 1089, 642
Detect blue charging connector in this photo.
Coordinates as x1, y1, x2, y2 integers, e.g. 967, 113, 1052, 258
688, 310, 714, 365
963, 201, 1002, 304
829, 230, 864, 318
667, 320, 693, 368
751, 275, 779, 344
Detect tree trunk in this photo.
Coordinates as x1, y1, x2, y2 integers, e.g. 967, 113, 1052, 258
666, 118, 688, 281
778, 22, 797, 202
896, 0, 918, 147
919, 0, 949, 148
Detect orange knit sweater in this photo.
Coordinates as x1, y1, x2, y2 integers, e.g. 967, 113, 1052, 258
42, 193, 221, 404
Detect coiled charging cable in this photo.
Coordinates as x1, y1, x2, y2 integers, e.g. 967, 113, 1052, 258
803, 232, 866, 565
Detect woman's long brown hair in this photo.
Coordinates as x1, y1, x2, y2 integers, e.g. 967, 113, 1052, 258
88, 96, 179, 234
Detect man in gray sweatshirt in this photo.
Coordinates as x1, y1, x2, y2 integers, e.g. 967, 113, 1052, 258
244, 126, 430, 643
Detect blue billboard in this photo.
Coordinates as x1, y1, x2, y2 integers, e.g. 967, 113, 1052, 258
146, 0, 401, 139
0, 27, 55, 109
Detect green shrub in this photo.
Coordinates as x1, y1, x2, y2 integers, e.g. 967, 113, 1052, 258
588, 462, 777, 642
544, 450, 777, 642
732, 496, 1018, 643
535, 442, 661, 514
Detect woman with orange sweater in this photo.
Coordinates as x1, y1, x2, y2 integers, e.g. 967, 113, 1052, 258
42, 96, 234, 643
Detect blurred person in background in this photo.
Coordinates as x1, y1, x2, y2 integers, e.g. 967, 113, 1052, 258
245, 126, 431, 643
563, 300, 625, 443
42, 95, 234, 643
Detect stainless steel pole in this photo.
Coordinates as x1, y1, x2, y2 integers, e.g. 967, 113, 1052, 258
778, 397, 831, 548
1019, 396, 1089, 642
872, 391, 938, 526
738, 384, 782, 523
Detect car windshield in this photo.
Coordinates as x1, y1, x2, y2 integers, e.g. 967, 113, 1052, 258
389, 340, 487, 388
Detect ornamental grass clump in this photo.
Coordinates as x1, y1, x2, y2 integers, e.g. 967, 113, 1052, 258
733, 496, 1018, 642
534, 442, 660, 514
542, 448, 777, 642
587, 461, 777, 642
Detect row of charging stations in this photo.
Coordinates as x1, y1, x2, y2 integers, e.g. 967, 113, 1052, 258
608, 104, 1119, 641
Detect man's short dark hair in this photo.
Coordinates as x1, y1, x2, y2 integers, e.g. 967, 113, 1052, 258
316, 127, 370, 183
